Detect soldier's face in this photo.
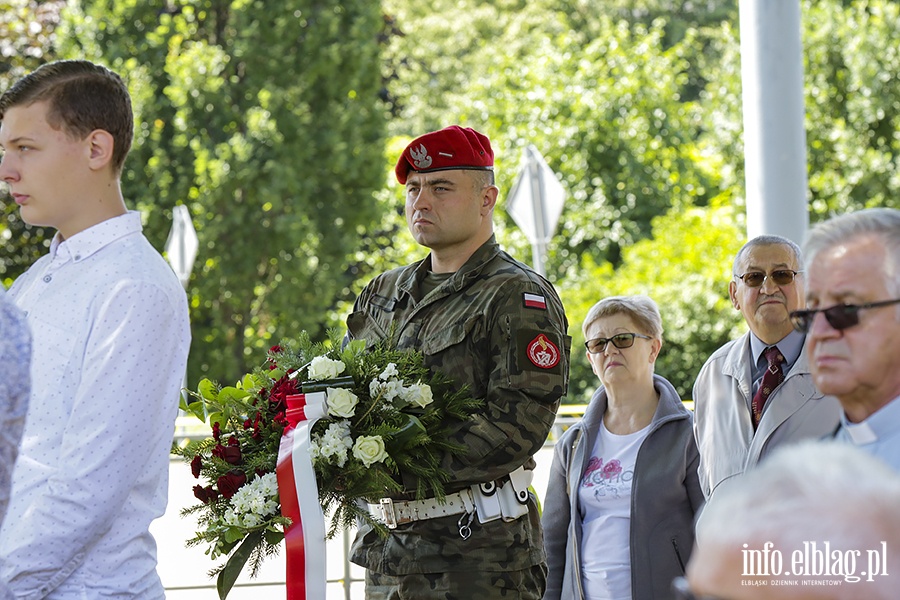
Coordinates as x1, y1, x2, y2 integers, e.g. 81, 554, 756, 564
404, 170, 494, 255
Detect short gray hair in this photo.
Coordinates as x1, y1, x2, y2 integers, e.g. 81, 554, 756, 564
581, 295, 663, 339
696, 441, 900, 598
803, 208, 900, 297
732, 235, 803, 277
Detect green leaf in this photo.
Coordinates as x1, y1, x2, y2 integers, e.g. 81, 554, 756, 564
240, 373, 259, 390
187, 401, 208, 421
218, 386, 251, 402
264, 528, 284, 545
198, 379, 219, 401
216, 529, 264, 600
208, 413, 225, 429
223, 527, 245, 544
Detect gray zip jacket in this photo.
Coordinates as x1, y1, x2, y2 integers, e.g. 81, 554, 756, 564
542, 374, 704, 600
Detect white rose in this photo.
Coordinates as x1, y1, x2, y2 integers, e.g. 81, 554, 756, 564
326, 387, 359, 418
308, 356, 346, 380
352, 435, 389, 467
403, 382, 433, 408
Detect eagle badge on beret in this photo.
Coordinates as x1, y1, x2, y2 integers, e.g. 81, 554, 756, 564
410, 144, 432, 170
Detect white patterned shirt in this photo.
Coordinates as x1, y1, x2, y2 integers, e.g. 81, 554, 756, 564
0, 289, 30, 528
0, 212, 190, 599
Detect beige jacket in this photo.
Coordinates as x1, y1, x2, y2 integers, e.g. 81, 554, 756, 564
692, 332, 841, 498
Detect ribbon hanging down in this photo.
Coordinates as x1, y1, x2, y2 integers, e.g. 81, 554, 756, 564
276, 391, 328, 600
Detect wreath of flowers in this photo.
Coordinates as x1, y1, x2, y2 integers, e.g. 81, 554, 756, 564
174, 329, 481, 595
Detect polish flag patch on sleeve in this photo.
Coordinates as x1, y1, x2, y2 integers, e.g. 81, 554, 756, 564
523, 292, 547, 310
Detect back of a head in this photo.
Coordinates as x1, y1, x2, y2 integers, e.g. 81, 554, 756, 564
695, 441, 900, 599
0, 60, 133, 173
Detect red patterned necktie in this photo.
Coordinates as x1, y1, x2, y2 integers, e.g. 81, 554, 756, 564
751, 346, 785, 429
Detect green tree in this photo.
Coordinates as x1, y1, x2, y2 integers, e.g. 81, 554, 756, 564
56, 1, 387, 385
560, 200, 745, 400
381, 0, 726, 279
803, 0, 900, 217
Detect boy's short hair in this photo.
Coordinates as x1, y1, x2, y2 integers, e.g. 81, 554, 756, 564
0, 60, 133, 173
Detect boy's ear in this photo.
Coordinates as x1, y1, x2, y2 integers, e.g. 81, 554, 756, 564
86, 129, 115, 171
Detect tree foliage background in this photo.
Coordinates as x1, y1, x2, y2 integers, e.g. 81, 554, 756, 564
2, 0, 898, 399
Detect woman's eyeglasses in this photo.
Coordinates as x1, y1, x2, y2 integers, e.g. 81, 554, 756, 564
584, 332, 651, 354
734, 269, 801, 288
790, 298, 900, 333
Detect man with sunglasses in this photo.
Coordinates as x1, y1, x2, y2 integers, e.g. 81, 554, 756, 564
693, 236, 840, 499
793, 207, 900, 471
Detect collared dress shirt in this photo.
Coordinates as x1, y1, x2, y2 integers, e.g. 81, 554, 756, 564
0, 212, 191, 599
748, 329, 805, 400
835, 395, 900, 472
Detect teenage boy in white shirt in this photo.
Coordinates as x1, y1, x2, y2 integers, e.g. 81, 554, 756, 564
0, 59, 190, 599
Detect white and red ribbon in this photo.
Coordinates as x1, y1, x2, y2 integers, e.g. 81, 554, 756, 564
276, 391, 327, 600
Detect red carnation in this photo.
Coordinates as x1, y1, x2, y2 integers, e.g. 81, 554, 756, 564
268, 375, 299, 413
212, 443, 242, 465
268, 345, 284, 369
217, 471, 247, 499
190, 455, 202, 478
193, 484, 219, 504
222, 446, 242, 465
251, 412, 263, 440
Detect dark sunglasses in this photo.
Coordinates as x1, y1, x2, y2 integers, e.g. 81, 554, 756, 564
672, 576, 728, 600
735, 269, 801, 288
790, 297, 900, 333
584, 332, 651, 354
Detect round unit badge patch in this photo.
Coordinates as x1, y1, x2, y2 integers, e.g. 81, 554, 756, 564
527, 333, 560, 369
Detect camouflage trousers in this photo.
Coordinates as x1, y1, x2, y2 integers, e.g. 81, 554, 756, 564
364, 564, 547, 600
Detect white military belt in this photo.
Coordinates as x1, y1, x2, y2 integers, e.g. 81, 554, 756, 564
367, 488, 476, 529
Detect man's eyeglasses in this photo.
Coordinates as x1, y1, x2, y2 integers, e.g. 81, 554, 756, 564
584, 332, 651, 354
734, 269, 801, 288
672, 576, 728, 600
789, 298, 900, 333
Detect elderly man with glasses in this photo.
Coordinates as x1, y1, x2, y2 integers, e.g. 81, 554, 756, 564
692, 235, 841, 500
790, 207, 900, 471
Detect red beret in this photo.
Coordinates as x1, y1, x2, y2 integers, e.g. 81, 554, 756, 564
395, 125, 494, 184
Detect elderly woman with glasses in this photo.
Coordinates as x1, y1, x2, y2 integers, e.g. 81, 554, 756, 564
542, 295, 703, 600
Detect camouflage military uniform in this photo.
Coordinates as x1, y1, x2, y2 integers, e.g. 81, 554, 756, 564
346, 235, 571, 599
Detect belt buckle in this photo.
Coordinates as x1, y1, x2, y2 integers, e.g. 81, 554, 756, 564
380, 497, 397, 529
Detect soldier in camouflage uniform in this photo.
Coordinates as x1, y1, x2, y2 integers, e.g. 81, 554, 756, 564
346, 125, 571, 599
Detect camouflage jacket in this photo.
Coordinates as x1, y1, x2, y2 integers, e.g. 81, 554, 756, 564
346, 235, 571, 576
